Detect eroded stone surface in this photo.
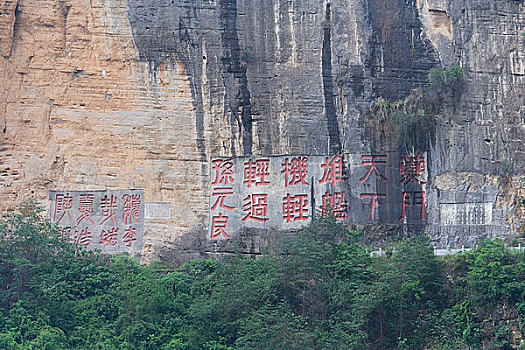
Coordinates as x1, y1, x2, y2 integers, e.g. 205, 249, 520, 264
0, 0, 523, 264
0, 0, 208, 263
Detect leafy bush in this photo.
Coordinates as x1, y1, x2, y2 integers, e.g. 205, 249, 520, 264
501, 159, 512, 176
0, 204, 523, 349
427, 65, 465, 107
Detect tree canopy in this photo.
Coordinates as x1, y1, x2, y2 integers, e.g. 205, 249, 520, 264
0, 203, 523, 349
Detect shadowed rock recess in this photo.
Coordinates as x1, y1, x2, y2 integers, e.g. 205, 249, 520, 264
0, 0, 523, 264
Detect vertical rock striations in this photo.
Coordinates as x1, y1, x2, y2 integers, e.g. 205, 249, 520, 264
0, 0, 523, 262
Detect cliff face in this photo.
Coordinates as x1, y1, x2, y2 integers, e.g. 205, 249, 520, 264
0, 0, 523, 263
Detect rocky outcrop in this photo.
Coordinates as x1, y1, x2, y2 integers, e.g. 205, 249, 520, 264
0, 0, 523, 263
0, 0, 209, 263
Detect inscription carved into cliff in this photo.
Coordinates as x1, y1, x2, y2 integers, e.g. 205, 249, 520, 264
49, 190, 144, 254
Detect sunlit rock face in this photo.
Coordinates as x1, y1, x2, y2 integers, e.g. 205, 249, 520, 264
0, 0, 523, 264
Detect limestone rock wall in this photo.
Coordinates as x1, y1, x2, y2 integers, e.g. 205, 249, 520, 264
425, 0, 525, 245
0, 0, 209, 262
0, 0, 523, 263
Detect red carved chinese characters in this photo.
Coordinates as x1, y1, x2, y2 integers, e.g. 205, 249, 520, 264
54, 193, 74, 225
122, 194, 141, 225
212, 158, 235, 185
211, 187, 235, 211
399, 153, 426, 185
76, 194, 95, 225
100, 195, 118, 226
210, 158, 236, 239
400, 191, 425, 221
244, 159, 271, 188
51, 191, 143, 251
282, 194, 309, 223
359, 155, 387, 183
358, 155, 387, 221
322, 192, 348, 219
242, 194, 269, 222
281, 157, 309, 187
99, 227, 119, 246
123, 226, 137, 247
360, 193, 386, 221
397, 154, 426, 221
319, 155, 343, 186
210, 214, 231, 239
75, 227, 93, 246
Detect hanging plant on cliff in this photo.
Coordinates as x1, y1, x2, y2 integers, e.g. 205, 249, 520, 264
372, 65, 464, 152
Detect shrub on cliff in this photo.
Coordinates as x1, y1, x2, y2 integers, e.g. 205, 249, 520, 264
427, 65, 464, 108
372, 64, 464, 152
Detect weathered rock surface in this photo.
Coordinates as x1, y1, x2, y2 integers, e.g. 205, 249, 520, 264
0, 0, 523, 264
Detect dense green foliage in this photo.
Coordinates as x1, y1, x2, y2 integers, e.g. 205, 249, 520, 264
0, 204, 524, 349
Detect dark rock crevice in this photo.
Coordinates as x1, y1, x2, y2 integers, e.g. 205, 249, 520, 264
7, 0, 20, 58
219, 0, 253, 156
321, 2, 342, 155
58, 1, 71, 50
177, 17, 208, 165
365, 0, 440, 100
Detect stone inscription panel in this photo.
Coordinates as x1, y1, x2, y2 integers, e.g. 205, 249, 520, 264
209, 156, 347, 239
440, 202, 493, 226
49, 190, 144, 253
145, 202, 171, 219
208, 153, 429, 240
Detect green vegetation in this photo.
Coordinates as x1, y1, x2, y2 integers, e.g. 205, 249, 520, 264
427, 65, 465, 108
372, 65, 464, 151
239, 48, 252, 66
501, 159, 512, 176
0, 203, 524, 349
373, 90, 435, 151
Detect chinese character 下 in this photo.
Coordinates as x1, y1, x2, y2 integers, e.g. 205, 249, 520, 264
360, 193, 386, 221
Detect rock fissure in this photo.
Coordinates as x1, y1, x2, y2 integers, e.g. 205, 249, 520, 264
219, 0, 253, 156
321, 2, 342, 155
